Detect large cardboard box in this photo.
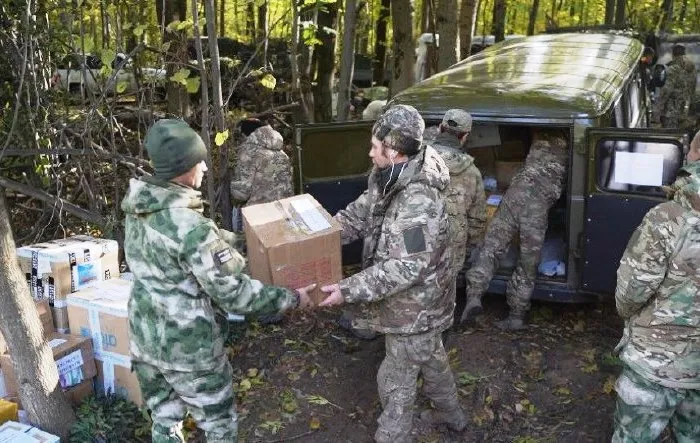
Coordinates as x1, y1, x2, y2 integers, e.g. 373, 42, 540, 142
0, 333, 96, 399
66, 279, 142, 405
0, 421, 59, 443
242, 194, 342, 305
16, 235, 120, 332
0, 300, 53, 355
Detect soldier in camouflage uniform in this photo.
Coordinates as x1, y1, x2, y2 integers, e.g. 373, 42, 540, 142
319, 105, 467, 442
424, 109, 487, 305
612, 130, 700, 442
230, 119, 293, 206
461, 130, 568, 330
656, 45, 698, 129
122, 119, 313, 443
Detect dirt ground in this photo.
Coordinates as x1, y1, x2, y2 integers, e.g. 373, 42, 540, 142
226, 294, 625, 443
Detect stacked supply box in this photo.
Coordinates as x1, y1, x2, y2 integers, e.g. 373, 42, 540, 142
242, 194, 342, 305
0, 421, 59, 442
16, 235, 119, 332
67, 279, 142, 406
0, 333, 96, 406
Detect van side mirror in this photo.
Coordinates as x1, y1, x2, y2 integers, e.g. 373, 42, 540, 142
651, 64, 666, 88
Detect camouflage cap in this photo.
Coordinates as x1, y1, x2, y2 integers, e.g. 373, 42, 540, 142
442, 109, 473, 133
372, 104, 425, 155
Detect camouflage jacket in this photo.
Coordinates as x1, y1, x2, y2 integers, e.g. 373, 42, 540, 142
122, 177, 297, 371
615, 161, 700, 389
430, 133, 487, 266
230, 126, 294, 206
656, 56, 697, 122
503, 136, 568, 211
334, 146, 454, 335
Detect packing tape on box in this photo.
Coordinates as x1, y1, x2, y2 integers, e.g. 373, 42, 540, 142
94, 351, 132, 396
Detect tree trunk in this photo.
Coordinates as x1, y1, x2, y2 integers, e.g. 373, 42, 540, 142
678, 0, 688, 25
257, 1, 268, 67
459, 0, 478, 59
420, 0, 430, 32
390, 0, 415, 95
313, 0, 338, 122
337, 0, 358, 121
219, 0, 225, 36
373, 0, 391, 85
614, 0, 625, 25
204, 0, 231, 229
191, 0, 215, 219
527, 0, 539, 35
0, 192, 75, 440
436, 0, 458, 70
156, 0, 190, 117
290, 0, 311, 123
246, 1, 255, 42
659, 0, 674, 32
604, 0, 615, 25
491, 0, 506, 42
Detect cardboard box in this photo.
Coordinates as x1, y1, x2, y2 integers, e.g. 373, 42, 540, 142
0, 300, 53, 355
0, 400, 17, 425
66, 279, 142, 405
0, 421, 59, 443
0, 333, 96, 399
242, 194, 342, 305
495, 161, 523, 190
16, 235, 120, 332
63, 379, 94, 406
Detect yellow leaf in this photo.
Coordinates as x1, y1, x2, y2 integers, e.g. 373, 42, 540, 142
215, 130, 229, 147
133, 25, 146, 37
581, 363, 599, 374
309, 416, 321, 430
259, 73, 277, 90
185, 77, 201, 94
247, 367, 258, 378
116, 81, 128, 94
239, 379, 252, 391
603, 376, 616, 395
554, 387, 571, 396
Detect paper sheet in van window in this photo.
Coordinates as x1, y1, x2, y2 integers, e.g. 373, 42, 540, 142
614, 152, 663, 187
289, 198, 331, 233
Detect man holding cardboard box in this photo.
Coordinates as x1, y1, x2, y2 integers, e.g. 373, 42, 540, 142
320, 105, 467, 442
122, 119, 314, 442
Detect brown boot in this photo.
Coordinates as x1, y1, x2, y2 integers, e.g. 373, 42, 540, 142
419, 408, 467, 432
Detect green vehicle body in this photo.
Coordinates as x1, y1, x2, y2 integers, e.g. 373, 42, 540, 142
295, 33, 688, 303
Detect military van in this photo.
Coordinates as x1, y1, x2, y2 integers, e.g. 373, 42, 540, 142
294, 33, 689, 303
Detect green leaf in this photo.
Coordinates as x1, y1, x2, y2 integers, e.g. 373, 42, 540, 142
215, 130, 229, 146
306, 395, 341, 409
169, 68, 191, 86
116, 81, 128, 94
259, 73, 276, 90
185, 77, 201, 93
133, 25, 146, 38
259, 420, 283, 434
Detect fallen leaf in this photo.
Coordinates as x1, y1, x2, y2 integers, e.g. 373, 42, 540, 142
603, 376, 616, 395
247, 368, 258, 378
309, 416, 321, 430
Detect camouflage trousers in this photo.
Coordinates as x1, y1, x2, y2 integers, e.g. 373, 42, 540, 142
375, 330, 463, 443
133, 358, 237, 443
465, 200, 548, 317
613, 366, 700, 443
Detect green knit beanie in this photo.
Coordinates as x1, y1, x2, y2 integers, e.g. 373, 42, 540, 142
145, 119, 208, 181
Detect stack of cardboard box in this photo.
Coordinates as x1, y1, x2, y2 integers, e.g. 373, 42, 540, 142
0, 421, 59, 442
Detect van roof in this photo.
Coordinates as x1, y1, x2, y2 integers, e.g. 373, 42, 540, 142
391, 33, 644, 120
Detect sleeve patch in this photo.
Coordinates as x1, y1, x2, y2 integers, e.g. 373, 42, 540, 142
213, 248, 234, 268
403, 226, 427, 254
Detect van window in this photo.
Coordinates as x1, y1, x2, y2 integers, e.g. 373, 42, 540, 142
596, 138, 683, 195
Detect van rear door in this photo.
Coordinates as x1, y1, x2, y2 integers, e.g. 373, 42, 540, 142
294, 121, 374, 264
581, 128, 687, 295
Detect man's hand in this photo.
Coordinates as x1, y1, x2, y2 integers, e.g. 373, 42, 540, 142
319, 284, 344, 307
295, 283, 317, 309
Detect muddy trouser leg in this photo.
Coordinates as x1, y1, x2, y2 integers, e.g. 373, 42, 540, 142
419, 331, 463, 417
134, 358, 237, 443
613, 366, 700, 443
506, 208, 547, 318
464, 205, 518, 301
375, 334, 421, 443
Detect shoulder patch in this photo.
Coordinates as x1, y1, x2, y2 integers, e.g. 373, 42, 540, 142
403, 226, 427, 254
213, 248, 234, 268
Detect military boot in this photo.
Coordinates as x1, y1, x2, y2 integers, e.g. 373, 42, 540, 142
494, 315, 526, 331
419, 408, 467, 432
460, 297, 483, 324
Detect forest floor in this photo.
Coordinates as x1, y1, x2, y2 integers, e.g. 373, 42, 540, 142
215, 293, 624, 443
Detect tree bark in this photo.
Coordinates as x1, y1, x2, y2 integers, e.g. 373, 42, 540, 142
373, 0, 391, 85
156, 0, 190, 117
604, 0, 615, 25
290, 0, 311, 123
678, 0, 688, 25
313, 0, 338, 122
614, 0, 625, 25
436, 0, 458, 70
659, 0, 674, 32
257, 1, 268, 67
459, 0, 478, 59
0, 192, 76, 440
219, 0, 225, 36
491, 0, 506, 42
297, 1, 317, 123
527, 0, 539, 35
390, 0, 415, 95
337, 0, 357, 121
246, 1, 256, 41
